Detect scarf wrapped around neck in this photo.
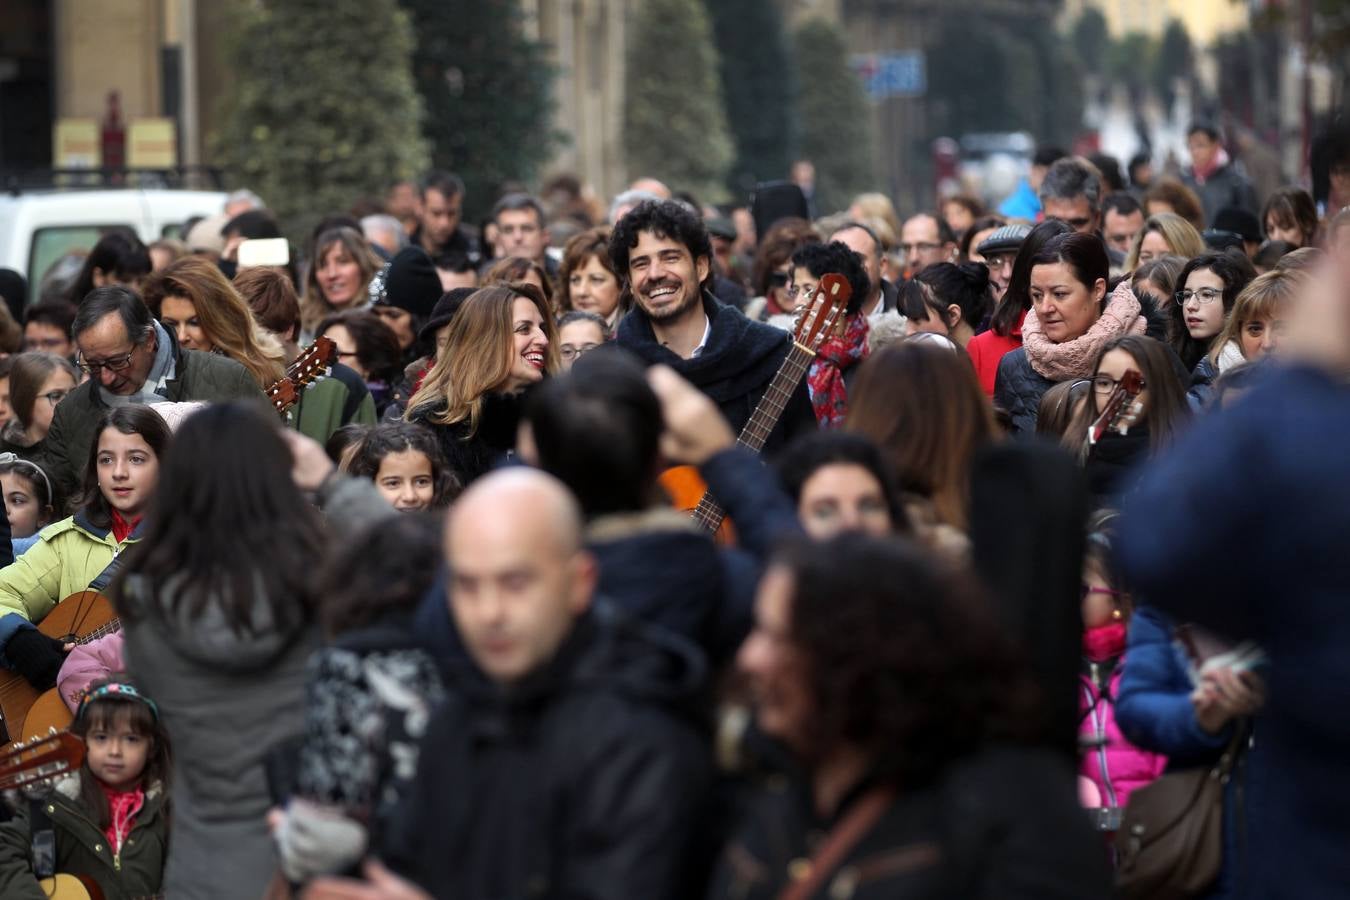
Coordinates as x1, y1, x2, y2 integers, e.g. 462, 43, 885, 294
1021, 281, 1147, 381
807, 312, 869, 428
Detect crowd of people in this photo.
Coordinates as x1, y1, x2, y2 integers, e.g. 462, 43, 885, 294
0, 118, 1345, 900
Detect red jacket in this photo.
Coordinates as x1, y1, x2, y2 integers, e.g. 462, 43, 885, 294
966, 310, 1025, 397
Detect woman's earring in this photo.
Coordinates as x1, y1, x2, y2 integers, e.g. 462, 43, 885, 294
1112, 608, 1123, 620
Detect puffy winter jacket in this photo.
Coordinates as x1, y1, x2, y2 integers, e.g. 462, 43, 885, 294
0, 511, 141, 667
993, 348, 1057, 434
0, 772, 168, 900
1078, 655, 1167, 814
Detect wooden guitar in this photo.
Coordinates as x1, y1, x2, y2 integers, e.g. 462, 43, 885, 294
1085, 369, 1144, 450
0, 592, 117, 744
37, 874, 106, 900
660, 274, 852, 542
266, 337, 337, 415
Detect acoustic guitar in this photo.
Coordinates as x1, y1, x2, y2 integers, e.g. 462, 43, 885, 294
266, 337, 337, 416
0, 592, 117, 743
660, 273, 852, 542
0, 732, 112, 900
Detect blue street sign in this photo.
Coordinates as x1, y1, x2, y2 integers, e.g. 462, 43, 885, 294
851, 51, 927, 99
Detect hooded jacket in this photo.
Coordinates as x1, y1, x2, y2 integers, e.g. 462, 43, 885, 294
617, 293, 816, 457
382, 602, 713, 900
116, 477, 390, 900
0, 772, 168, 900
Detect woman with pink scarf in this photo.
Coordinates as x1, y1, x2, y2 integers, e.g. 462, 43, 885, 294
994, 233, 1149, 433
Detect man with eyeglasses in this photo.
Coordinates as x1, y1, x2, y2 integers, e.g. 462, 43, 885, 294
37, 285, 265, 496
975, 223, 1031, 303
897, 213, 957, 278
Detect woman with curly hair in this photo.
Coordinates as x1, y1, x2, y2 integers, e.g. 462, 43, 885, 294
710, 535, 1110, 899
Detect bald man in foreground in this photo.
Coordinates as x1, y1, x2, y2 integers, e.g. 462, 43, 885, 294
378, 469, 712, 900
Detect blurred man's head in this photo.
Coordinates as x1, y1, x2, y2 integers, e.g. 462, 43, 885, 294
492, 194, 547, 264
1187, 123, 1222, 173
899, 214, 956, 274
1102, 193, 1145, 255
445, 469, 596, 684
1040, 157, 1104, 235
418, 171, 466, 250
828, 222, 890, 310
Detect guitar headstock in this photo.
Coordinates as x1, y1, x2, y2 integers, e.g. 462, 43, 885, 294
266, 337, 338, 416
291, 337, 337, 391
1088, 368, 1145, 446
0, 732, 84, 791
791, 273, 852, 352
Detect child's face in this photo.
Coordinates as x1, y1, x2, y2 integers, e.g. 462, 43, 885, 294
86, 720, 150, 791
0, 471, 44, 539
1081, 560, 1119, 629
375, 449, 435, 512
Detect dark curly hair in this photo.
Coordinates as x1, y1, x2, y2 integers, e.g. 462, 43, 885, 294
789, 241, 869, 316
778, 535, 1040, 786
316, 309, 404, 385
346, 421, 460, 508
774, 431, 911, 533
319, 512, 444, 638
608, 200, 714, 291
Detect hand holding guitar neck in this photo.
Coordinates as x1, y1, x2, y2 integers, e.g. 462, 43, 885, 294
648, 365, 736, 466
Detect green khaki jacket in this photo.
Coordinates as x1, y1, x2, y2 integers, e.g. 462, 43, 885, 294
0, 512, 138, 625
0, 772, 168, 900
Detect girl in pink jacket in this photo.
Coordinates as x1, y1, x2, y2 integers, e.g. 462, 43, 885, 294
1078, 526, 1167, 832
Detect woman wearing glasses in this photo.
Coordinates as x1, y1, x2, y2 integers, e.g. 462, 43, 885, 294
0, 352, 78, 465
1173, 251, 1258, 408
1062, 335, 1190, 506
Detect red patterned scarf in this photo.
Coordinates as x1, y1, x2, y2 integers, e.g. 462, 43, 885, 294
807, 313, 869, 428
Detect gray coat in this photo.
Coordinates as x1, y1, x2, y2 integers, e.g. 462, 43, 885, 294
119, 477, 392, 900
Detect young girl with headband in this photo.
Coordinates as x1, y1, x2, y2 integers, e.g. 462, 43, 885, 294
0, 454, 58, 557
0, 678, 170, 899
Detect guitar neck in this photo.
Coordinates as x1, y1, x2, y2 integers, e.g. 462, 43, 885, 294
691, 342, 815, 533
78, 619, 121, 645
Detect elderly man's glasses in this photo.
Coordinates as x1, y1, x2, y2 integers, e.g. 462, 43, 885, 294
76, 348, 137, 376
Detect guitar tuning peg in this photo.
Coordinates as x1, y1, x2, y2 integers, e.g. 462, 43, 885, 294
47, 727, 56, 735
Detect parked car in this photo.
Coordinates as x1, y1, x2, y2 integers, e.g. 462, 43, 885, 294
0, 188, 226, 306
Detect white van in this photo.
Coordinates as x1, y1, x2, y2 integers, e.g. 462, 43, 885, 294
0, 188, 227, 305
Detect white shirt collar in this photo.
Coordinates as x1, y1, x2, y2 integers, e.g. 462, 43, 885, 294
689, 313, 712, 359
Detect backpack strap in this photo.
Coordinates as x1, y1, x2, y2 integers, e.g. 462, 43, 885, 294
776, 786, 895, 900
28, 797, 55, 879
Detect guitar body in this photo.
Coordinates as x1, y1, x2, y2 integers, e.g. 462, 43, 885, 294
39, 873, 105, 900
658, 466, 736, 545
0, 592, 116, 742
23, 689, 75, 742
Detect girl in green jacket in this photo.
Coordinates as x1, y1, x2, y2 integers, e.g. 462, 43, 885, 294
0, 406, 171, 689
0, 678, 171, 900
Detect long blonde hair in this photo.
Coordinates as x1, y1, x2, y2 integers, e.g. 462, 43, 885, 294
301, 227, 381, 333
1207, 268, 1305, 366
1124, 213, 1204, 272
141, 256, 286, 387
405, 283, 559, 432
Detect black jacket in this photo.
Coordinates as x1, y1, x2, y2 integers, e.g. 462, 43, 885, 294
992, 348, 1056, 434
588, 447, 802, 664
616, 293, 816, 457
709, 746, 1111, 900
382, 603, 712, 900
407, 391, 525, 486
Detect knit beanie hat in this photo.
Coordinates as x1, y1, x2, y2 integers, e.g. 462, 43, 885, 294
378, 247, 441, 319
